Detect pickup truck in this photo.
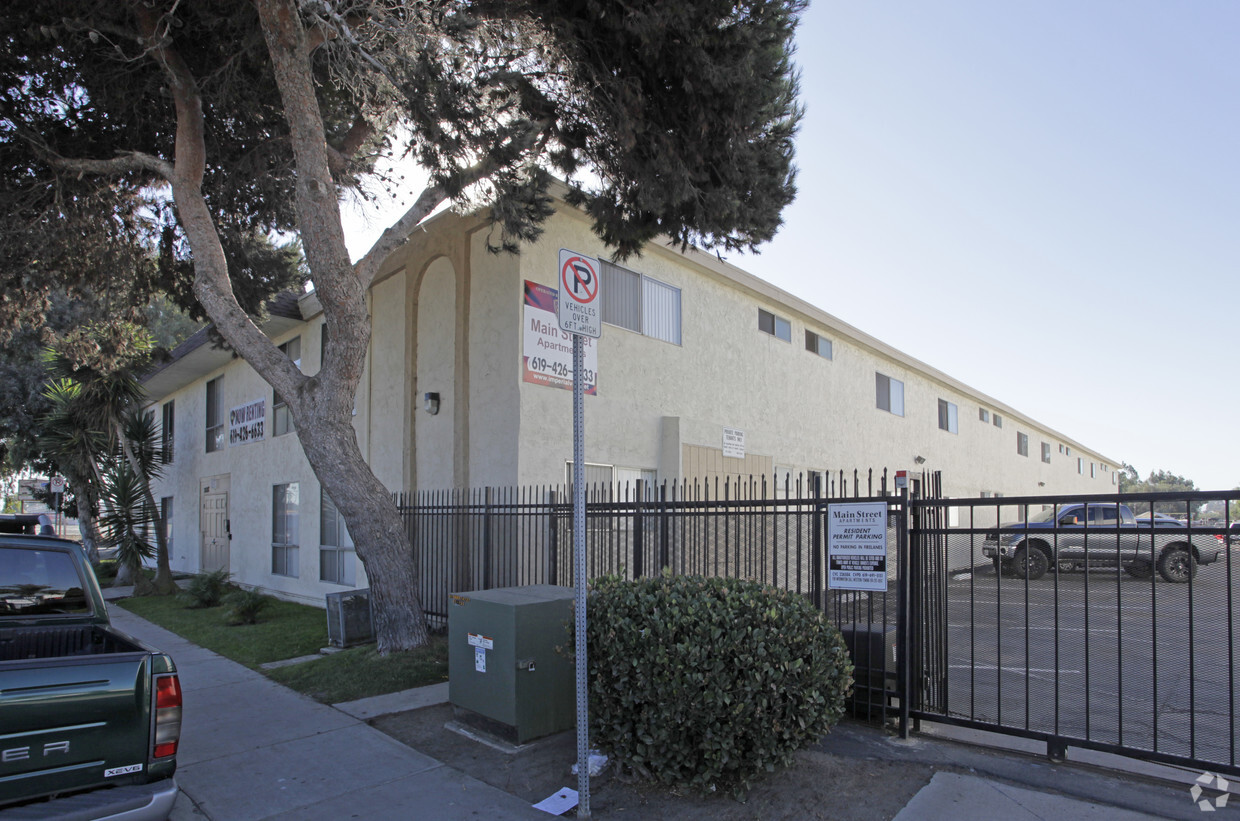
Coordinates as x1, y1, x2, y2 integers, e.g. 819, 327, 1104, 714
1, 533, 181, 818
982, 502, 1223, 583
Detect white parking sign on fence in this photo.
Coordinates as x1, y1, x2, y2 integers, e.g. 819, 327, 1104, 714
827, 502, 889, 591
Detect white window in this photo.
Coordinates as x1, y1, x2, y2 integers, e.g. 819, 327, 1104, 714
1017, 432, 1029, 457
600, 261, 681, 345
805, 330, 832, 360
979, 408, 990, 424
272, 483, 300, 577
1078, 458, 1084, 475
993, 413, 1003, 428
319, 491, 356, 586
758, 308, 791, 342
273, 337, 301, 437
1091, 462, 1097, 478
1041, 442, 1051, 463
938, 399, 958, 434
876, 373, 904, 416
205, 377, 224, 453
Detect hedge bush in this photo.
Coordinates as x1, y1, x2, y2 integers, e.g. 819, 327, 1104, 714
585, 574, 853, 797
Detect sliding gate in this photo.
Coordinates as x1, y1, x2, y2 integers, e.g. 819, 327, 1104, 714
908, 491, 1240, 778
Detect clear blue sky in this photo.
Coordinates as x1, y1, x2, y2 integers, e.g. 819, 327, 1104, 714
733, 0, 1240, 491
344, 1, 1239, 491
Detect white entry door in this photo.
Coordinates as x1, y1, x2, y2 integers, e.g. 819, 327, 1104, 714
200, 476, 231, 573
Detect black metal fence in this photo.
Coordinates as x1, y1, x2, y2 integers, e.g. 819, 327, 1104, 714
909, 489, 1240, 777
397, 468, 902, 614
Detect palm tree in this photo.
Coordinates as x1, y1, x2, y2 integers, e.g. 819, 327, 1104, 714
39, 378, 108, 566
39, 324, 177, 594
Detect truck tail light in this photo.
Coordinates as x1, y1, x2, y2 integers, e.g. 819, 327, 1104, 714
154, 674, 182, 759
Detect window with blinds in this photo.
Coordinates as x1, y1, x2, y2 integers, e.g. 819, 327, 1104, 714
600, 261, 681, 345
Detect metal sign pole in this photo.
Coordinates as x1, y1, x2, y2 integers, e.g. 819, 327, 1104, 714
572, 332, 591, 817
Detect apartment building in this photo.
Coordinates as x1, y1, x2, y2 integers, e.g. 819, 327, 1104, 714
143, 194, 1119, 602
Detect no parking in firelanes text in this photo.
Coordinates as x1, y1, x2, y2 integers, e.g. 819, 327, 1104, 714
827, 502, 888, 592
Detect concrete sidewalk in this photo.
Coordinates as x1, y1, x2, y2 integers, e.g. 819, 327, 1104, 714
104, 588, 1215, 820
106, 600, 545, 820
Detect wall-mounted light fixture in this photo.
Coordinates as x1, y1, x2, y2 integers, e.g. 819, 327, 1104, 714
423, 392, 440, 415
913, 455, 926, 465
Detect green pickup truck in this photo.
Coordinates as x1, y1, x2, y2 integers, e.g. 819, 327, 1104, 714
1, 534, 181, 818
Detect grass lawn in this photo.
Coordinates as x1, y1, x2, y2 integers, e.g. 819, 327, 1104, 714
118, 594, 328, 667
266, 635, 449, 704
117, 589, 450, 702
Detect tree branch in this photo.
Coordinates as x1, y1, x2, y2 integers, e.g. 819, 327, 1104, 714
326, 114, 374, 178
45, 151, 173, 180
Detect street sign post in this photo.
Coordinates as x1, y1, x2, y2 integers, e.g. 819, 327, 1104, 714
556, 248, 600, 817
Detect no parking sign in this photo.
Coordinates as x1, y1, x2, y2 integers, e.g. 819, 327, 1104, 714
556, 250, 601, 338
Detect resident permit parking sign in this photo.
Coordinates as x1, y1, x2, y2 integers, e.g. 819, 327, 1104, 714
556, 249, 602, 338
827, 502, 889, 591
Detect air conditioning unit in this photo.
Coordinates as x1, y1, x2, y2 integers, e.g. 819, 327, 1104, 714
326, 589, 374, 648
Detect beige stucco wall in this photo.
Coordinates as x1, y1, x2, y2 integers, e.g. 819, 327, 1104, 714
493, 205, 1115, 498
144, 198, 1119, 603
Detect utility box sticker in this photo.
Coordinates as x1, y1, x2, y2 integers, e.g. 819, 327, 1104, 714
827, 502, 889, 592
469, 633, 493, 673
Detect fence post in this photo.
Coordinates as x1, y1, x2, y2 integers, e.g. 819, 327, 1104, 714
633, 479, 645, 579
812, 497, 824, 612
658, 482, 670, 572
482, 487, 493, 589
897, 486, 912, 740
547, 487, 559, 586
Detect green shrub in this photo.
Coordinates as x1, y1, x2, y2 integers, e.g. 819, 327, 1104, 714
585, 574, 853, 797
180, 569, 232, 609
223, 588, 273, 625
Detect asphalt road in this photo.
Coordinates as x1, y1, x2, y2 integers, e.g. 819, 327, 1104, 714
932, 550, 1240, 773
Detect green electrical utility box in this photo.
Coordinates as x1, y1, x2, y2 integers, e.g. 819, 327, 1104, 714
448, 585, 576, 744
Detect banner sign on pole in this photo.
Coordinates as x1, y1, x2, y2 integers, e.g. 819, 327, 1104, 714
523, 281, 598, 394
826, 502, 889, 591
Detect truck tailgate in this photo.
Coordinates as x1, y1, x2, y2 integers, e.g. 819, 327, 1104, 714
0, 651, 156, 805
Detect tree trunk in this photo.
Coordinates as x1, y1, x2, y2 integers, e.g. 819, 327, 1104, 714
68, 477, 102, 566
115, 0, 433, 650
119, 436, 177, 595
296, 414, 429, 653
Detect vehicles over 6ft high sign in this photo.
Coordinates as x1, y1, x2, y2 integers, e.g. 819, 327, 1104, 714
556, 249, 602, 338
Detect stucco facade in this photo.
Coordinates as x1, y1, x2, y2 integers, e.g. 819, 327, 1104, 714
144, 197, 1119, 604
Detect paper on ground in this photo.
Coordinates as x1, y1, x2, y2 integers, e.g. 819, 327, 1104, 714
532, 787, 579, 815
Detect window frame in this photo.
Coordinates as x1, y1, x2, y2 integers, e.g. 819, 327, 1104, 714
979, 408, 990, 424
805, 330, 833, 360
1017, 432, 1029, 457
161, 400, 175, 464
599, 261, 682, 345
1041, 442, 1052, 463
319, 490, 355, 586
271, 482, 300, 578
272, 337, 301, 437
205, 377, 224, 453
937, 399, 958, 434
758, 308, 791, 342
876, 372, 905, 417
